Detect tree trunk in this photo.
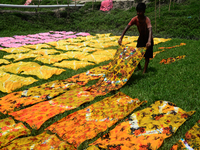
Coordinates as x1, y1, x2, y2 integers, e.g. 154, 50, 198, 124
159, 0, 160, 18
169, 0, 172, 11
92, 0, 94, 10
155, 0, 156, 32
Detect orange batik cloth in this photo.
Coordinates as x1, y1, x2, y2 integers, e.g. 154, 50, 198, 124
171, 119, 200, 150
2, 131, 75, 150
158, 43, 186, 50
9, 87, 96, 129
89, 101, 195, 150
0, 117, 30, 148
46, 92, 146, 148
0, 80, 79, 114
160, 55, 186, 64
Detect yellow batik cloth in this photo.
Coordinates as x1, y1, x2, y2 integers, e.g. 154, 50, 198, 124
0, 80, 79, 114
21, 66, 65, 79
9, 87, 96, 129
1, 47, 31, 53
86, 46, 146, 96
23, 43, 52, 49
82, 54, 113, 64
27, 49, 61, 55
171, 119, 200, 150
90, 101, 195, 150
0, 70, 37, 93
46, 92, 146, 148
160, 55, 186, 64
78, 47, 100, 53
3, 53, 41, 61
96, 33, 112, 38
1, 131, 76, 150
150, 50, 165, 60
34, 54, 69, 64
0, 62, 40, 74
53, 60, 94, 70
0, 117, 31, 148
60, 51, 89, 59
158, 43, 186, 50
0, 59, 10, 65
55, 45, 81, 51
92, 49, 117, 57
153, 38, 172, 45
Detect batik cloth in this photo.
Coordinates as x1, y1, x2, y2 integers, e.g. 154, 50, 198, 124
86, 46, 146, 96
46, 92, 146, 148
0, 81, 79, 114
158, 43, 186, 50
0, 117, 30, 148
160, 55, 186, 64
171, 119, 200, 150
3, 53, 41, 61
53, 60, 94, 70
9, 87, 96, 129
0, 59, 10, 65
1, 131, 75, 150
89, 101, 195, 150
0, 70, 37, 93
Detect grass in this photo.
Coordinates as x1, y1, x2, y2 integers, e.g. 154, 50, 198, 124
0, 0, 200, 149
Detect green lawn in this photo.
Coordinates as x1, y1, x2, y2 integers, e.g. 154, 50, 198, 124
0, 0, 200, 149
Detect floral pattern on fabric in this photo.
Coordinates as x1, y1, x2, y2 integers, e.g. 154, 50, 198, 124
9, 87, 96, 129
90, 101, 195, 150
0, 81, 79, 114
0, 70, 37, 93
171, 120, 200, 150
86, 46, 146, 96
46, 92, 146, 148
0, 117, 30, 148
2, 131, 75, 150
160, 55, 186, 64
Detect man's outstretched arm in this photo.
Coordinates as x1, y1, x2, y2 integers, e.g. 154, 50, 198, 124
118, 25, 131, 45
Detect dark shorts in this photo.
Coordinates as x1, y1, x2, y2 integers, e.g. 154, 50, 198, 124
136, 38, 154, 58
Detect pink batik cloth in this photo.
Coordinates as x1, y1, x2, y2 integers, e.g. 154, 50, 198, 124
100, 0, 113, 11
24, 0, 32, 5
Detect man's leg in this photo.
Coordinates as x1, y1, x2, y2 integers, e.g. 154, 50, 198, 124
137, 62, 142, 70
143, 57, 149, 74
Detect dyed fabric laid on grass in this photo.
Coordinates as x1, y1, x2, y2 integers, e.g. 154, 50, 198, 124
0, 81, 79, 114
21, 66, 65, 79
158, 43, 186, 50
2, 131, 76, 150
0, 59, 10, 65
160, 55, 186, 64
27, 49, 61, 55
85, 46, 146, 96
46, 92, 146, 148
3, 53, 41, 62
0, 117, 31, 148
171, 119, 200, 150
9, 87, 95, 129
1, 47, 32, 53
90, 101, 195, 150
0, 70, 37, 93
53, 60, 95, 70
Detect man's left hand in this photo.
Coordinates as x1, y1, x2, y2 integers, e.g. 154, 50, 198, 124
146, 42, 151, 49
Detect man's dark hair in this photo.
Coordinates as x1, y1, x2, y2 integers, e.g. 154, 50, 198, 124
136, 3, 146, 11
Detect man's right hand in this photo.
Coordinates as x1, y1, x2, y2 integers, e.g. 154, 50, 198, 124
118, 38, 122, 45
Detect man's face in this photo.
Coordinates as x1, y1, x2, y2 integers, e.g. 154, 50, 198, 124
137, 10, 145, 17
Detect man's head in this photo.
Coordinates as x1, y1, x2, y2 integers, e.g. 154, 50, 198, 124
136, 3, 146, 12
136, 3, 146, 17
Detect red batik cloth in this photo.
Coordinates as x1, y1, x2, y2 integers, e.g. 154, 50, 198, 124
46, 92, 146, 148
160, 55, 186, 64
0, 117, 30, 148
2, 131, 75, 150
89, 101, 195, 150
171, 119, 200, 150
